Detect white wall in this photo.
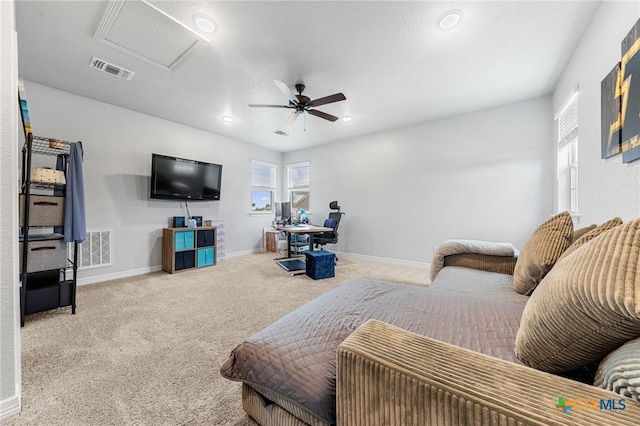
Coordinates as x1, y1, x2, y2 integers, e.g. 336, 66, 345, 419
554, 0, 640, 224
0, 0, 21, 419
284, 96, 554, 263
19, 1, 640, 283
23, 82, 281, 284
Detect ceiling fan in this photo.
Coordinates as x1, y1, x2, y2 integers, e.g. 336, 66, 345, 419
249, 80, 346, 124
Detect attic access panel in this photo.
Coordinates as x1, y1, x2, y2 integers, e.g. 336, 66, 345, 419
95, 0, 208, 71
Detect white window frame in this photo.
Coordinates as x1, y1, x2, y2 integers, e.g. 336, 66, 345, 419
555, 91, 579, 216
250, 160, 277, 214
287, 161, 310, 214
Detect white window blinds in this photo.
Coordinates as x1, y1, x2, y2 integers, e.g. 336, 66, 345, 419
251, 160, 277, 188
556, 91, 579, 215
287, 162, 309, 189
556, 92, 578, 149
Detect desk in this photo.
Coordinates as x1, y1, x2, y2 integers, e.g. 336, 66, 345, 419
276, 224, 333, 259
275, 225, 333, 273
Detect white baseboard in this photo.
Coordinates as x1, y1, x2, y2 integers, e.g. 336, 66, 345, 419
224, 248, 262, 258
76, 265, 162, 286
0, 395, 20, 421
336, 251, 430, 268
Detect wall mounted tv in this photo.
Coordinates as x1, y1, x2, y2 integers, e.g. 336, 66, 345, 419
150, 153, 222, 201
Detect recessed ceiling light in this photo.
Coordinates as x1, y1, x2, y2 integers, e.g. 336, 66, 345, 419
342, 116, 352, 122
222, 115, 233, 122
438, 9, 462, 30
194, 14, 216, 33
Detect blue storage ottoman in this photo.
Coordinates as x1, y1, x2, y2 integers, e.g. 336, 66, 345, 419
304, 250, 335, 280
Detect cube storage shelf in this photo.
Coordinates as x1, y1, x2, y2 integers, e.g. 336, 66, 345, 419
162, 226, 217, 273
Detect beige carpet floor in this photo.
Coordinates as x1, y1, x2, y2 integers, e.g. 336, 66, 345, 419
4, 252, 429, 426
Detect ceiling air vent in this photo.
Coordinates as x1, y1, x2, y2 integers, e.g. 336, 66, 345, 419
274, 130, 289, 136
89, 57, 135, 81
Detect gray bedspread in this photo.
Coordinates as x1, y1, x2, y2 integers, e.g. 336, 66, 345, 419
219, 278, 525, 424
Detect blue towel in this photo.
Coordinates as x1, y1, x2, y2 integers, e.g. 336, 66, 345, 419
54, 155, 65, 234
64, 143, 86, 243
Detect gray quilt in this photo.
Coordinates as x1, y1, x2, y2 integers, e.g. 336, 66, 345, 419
219, 279, 525, 424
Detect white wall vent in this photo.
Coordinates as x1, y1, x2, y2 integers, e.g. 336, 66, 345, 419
69, 229, 113, 270
89, 57, 135, 81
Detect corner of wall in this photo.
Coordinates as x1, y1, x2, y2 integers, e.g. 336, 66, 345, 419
0, 0, 22, 419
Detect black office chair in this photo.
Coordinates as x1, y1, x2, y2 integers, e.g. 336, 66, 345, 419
314, 201, 345, 260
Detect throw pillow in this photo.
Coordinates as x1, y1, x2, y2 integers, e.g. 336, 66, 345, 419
572, 224, 596, 242
559, 217, 622, 260
512, 211, 573, 295
594, 337, 640, 401
515, 218, 640, 373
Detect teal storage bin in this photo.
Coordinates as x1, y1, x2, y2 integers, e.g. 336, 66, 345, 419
197, 247, 215, 267
175, 230, 195, 251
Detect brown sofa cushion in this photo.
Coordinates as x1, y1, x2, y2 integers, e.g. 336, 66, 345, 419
572, 224, 596, 241
594, 337, 640, 400
443, 253, 518, 276
515, 218, 640, 373
560, 217, 622, 260
512, 211, 573, 295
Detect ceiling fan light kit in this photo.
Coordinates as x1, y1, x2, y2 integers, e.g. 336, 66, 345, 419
249, 80, 346, 126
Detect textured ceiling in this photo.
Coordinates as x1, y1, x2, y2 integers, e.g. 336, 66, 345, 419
15, 1, 601, 152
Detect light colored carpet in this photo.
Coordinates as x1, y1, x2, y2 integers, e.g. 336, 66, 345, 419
5, 252, 429, 426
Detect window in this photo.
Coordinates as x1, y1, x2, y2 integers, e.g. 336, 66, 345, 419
556, 92, 578, 215
287, 161, 310, 212
251, 160, 277, 212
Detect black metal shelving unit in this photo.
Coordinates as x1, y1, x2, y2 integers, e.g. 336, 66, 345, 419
20, 133, 79, 326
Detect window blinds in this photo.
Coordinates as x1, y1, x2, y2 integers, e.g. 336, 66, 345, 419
251, 160, 276, 188
557, 92, 578, 149
287, 162, 309, 189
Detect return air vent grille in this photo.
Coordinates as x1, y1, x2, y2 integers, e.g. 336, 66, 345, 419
274, 130, 289, 136
89, 57, 135, 81
94, 0, 208, 71
68, 229, 113, 270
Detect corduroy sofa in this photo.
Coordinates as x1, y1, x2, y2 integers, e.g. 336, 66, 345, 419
221, 212, 640, 425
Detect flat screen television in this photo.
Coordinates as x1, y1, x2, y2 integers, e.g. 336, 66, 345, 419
150, 153, 222, 201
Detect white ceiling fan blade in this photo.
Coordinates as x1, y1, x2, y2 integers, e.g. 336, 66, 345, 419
286, 111, 303, 124
274, 80, 298, 106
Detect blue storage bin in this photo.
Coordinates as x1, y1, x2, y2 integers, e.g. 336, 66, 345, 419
175, 230, 195, 251
304, 250, 335, 280
174, 251, 195, 271
197, 247, 215, 267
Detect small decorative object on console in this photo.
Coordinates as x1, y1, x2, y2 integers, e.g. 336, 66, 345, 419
172, 216, 185, 227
